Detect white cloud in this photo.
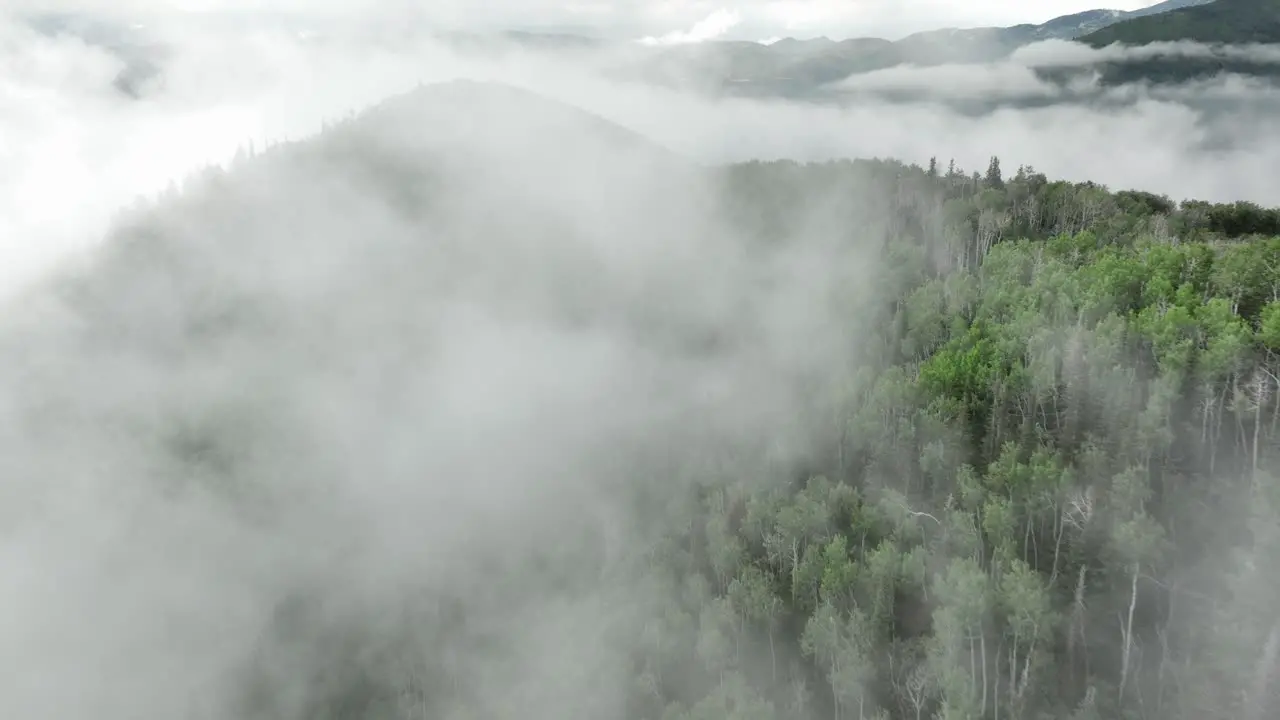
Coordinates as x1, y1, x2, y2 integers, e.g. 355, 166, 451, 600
639, 8, 742, 46
832, 38, 1280, 100
6, 0, 1176, 40
835, 60, 1058, 98
1012, 38, 1280, 66
4, 17, 1280, 303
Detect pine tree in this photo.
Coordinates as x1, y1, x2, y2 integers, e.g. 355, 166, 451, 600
985, 155, 1004, 189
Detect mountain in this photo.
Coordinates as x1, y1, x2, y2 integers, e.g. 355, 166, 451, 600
1013, 0, 1215, 38
17, 70, 1280, 720
926, 0, 1216, 40
619, 0, 1222, 98
1077, 0, 1280, 85
1082, 0, 1280, 44
1026, 8, 1128, 40
1128, 0, 1219, 16
88, 79, 720, 371
17, 0, 1251, 104
5, 79, 725, 717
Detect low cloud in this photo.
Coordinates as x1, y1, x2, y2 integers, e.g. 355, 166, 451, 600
834, 61, 1070, 99
639, 8, 742, 46
8, 22, 1280, 299
4, 8, 1280, 720
4, 1, 1165, 40
1012, 37, 1280, 67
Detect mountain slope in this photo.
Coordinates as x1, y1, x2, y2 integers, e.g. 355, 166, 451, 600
24, 0, 1226, 103
10, 79, 908, 717
1082, 0, 1280, 45
1075, 0, 1280, 85
1128, 0, 1219, 18
624, 0, 1223, 97
13, 73, 1280, 720
14, 80, 723, 717
99, 80, 704, 326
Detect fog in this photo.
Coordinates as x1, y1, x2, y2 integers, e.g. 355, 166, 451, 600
0, 13, 876, 719
7, 18, 1280, 296
2, 1, 1164, 40
2, 7, 1280, 720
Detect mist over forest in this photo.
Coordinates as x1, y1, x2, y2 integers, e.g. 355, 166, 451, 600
3, 2, 1280, 720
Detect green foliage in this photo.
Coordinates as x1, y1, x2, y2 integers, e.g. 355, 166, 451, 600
209, 150, 1280, 719
630, 156, 1280, 720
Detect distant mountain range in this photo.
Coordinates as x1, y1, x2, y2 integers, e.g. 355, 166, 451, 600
437, 0, 1280, 99
1036, 0, 1217, 40
18, 0, 1280, 102
609, 0, 1280, 98
1081, 0, 1280, 45
1071, 0, 1280, 85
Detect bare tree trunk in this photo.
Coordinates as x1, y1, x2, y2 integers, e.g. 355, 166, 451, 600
994, 643, 1002, 720
1018, 630, 1038, 711
1009, 635, 1018, 715
981, 631, 989, 718
1119, 562, 1139, 702
969, 633, 978, 706
1050, 509, 1065, 586
791, 538, 800, 604
1211, 386, 1227, 476
1253, 375, 1264, 477
831, 652, 841, 720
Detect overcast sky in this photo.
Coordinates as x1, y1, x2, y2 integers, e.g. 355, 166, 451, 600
11, 0, 1164, 40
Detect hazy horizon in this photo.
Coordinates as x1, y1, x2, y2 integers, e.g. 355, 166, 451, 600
6, 0, 1182, 43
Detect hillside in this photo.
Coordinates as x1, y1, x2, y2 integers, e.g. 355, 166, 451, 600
1129, 0, 1220, 16
92, 80, 708, 355
14, 76, 1280, 719
1077, 0, 1280, 84
619, 0, 1226, 97
1082, 0, 1280, 44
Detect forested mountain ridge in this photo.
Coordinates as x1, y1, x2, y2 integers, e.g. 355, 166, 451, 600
33, 80, 1280, 720
22, 0, 1252, 104
1076, 0, 1280, 84
616, 0, 1213, 99
1081, 0, 1280, 45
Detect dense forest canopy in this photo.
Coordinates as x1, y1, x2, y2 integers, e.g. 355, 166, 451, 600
8, 79, 1280, 720
705, 153, 1280, 720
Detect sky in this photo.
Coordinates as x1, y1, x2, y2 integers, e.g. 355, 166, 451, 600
11, 0, 1166, 40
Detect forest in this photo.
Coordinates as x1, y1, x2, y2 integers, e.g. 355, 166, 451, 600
622, 155, 1280, 720
1076, 0, 1280, 85
213, 143, 1280, 718
38, 85, 1280, 720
